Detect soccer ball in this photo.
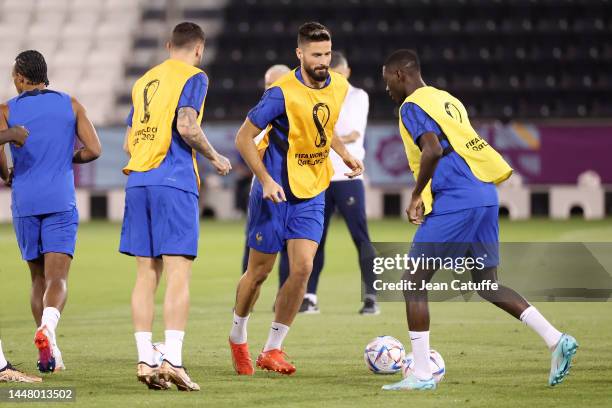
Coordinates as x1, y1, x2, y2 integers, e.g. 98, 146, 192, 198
402, 349, 446, 383
363, 336, 406, 374
152, 342, 166, 366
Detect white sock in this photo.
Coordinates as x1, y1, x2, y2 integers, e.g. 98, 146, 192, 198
165, 330, 184, 366
0, 340, 7, 369
229, 311, 249, 344
520, 306, 563, 350
409, 330, 432, 380
41, 306, 60, 333
134, 332, 154, 365
263, 322, 290, 352
304, 293, 318, 304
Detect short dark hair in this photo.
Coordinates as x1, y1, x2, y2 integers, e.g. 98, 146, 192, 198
297, 22, 331, 46
171, 22, 205, 49
330, 51, 347, 69
15, 50, 49, 86
384, 49, 420, 72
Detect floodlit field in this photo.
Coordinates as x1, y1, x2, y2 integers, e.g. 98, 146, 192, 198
1, 218, 611, 407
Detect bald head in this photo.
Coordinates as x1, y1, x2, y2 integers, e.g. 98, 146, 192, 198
330, 51, 350, 79
265, 64, 291, 89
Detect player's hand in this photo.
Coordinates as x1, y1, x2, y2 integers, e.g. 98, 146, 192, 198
407, 193, 425, 225
262, 178, 286, 203
210, 153, 232, 176
9, 126, 29, 147
342, 154, 364, 178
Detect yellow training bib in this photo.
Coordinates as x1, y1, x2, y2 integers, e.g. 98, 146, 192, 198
268, 69, 349, 199
398, 86, 512, 214
123, 59, 206, 187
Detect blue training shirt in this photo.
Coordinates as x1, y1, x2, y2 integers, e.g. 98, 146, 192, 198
401, 102, 498, 215
125, 72, 208, 196
8, 89, 76, 217
247, 69, 331, 201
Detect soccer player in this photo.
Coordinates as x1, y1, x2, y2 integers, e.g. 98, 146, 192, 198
121, 22, 231, 391
0, 337, 42, 383
240, 64, 291, 274
380, 49, 577, 391
0, 50, 101, 374
229, 22, 364, 376
277, 51, 378, 315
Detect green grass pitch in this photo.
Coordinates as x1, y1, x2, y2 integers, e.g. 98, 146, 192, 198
1, 218, 611, 407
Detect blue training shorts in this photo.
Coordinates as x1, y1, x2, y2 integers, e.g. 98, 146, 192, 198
13, 207, 79, 261
411, 205, 500, 268
246, 179, 325, 254
119, 185, 199, 258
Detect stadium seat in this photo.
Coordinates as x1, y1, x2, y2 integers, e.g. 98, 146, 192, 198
0, 0, 144, 125
550, 171, 606, 220
497, 174, 531, 220
107, 189, 126, 222
76, 189, 91, 222
0, 189, 11, 222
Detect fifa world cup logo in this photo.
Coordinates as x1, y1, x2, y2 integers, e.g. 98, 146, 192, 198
312, 103, 330, 148
444, 102, 463, 123
140, 79, 160, 124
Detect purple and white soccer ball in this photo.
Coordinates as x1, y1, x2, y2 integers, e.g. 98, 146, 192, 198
402, 349, 446, 383
364, 336, 406, 374
152, 342, 166, 366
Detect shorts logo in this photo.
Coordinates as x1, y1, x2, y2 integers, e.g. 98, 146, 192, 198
256, 232, 263, 244
312, 103, 330, 148
346, 196, 356, 206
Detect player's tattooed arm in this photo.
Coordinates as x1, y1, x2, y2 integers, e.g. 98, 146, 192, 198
407, 132, 443, 224
235, 118, 285, 202
177, 106, 231, 176
72, 97, 102, 164
331, 131, 364, 178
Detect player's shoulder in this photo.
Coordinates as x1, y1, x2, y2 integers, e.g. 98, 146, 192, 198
260, 86, 285, 102
47, 89, 71, 99
400, 101, 426, 117
330, 70, 349, 87
190, 71, 208, 82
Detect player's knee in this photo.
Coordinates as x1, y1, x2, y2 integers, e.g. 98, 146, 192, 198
45, 277, 67, 291
246, 264, 273, 285
289, 259, 313, 281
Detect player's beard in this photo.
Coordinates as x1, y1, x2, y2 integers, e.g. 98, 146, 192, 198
305, 65, 329, 83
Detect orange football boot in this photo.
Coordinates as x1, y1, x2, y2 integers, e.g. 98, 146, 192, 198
229, 339, 254, 375
256, 349, 296, 375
